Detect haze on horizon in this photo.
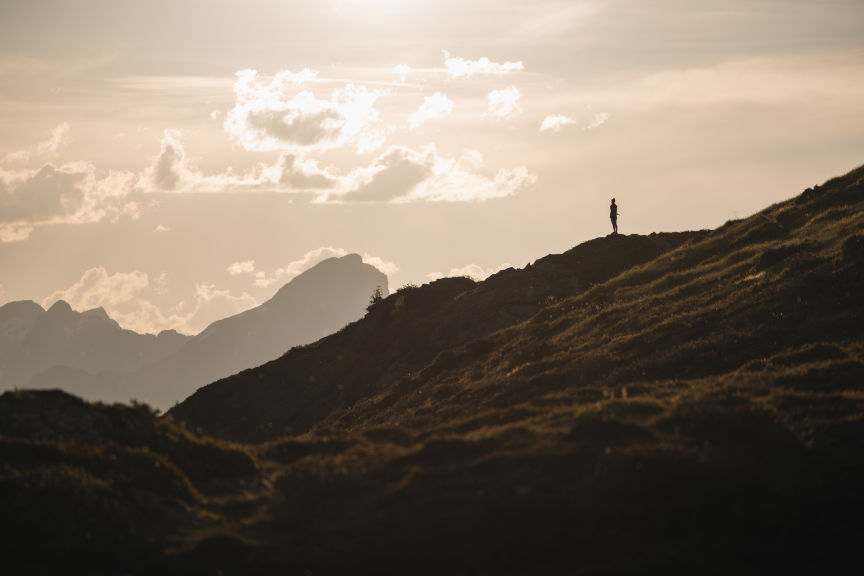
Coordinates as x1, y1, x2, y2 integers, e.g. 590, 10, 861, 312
1, 0, 863, 335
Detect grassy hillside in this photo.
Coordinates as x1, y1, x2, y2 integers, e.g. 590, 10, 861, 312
172, 231, 705, 441
4, 163, 863, 574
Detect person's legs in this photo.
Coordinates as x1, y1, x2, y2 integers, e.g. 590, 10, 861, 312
612, 218, 617, 234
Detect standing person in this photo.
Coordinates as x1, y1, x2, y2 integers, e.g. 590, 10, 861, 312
610, 198, 619, 234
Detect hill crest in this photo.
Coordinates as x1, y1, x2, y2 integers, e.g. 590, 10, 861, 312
171, 164, 864, 444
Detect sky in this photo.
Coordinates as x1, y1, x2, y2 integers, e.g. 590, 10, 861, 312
1, 0, 863, 335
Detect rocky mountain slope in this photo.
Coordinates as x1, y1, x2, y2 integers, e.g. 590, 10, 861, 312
4, 163, 863, 575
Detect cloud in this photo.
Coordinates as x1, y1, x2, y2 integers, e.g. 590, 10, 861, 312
226, 260, 256, 275
443, 52, 524, 79
139, 131, 336, 194
426, 262, 513, 282
392, 64, 411, 83
0, 123, 139, 242
136, 130, 532, 203
0, 159, 139, 242
487, 86, 522, 119
251, 246, 399, 288
539, 110, 610, 132
320, 144, 535, 203
154, 224, 169, 232
335, 146, 437, 202
224, 69, 385, 153
540, 114, 577, 132
0, 225, 35, 242
142, 129, 197, 191
42, 267, 258, 335
43, 268, 150, 313
1, 122, 70, 166
408, 92, 453, 130
585, 111, 611, 130
278, 153, 340, 190
361, 254, 400, 277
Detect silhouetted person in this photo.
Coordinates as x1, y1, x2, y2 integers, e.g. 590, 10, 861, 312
610, 198, 619, 234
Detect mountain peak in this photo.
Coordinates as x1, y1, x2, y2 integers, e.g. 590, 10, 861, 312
82, 306, 111, 320
45, 300, 73, 315
270, 253, 388, 305
0, 299, 44, 317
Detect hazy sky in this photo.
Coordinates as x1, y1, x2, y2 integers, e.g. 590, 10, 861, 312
1, 0, 863, 334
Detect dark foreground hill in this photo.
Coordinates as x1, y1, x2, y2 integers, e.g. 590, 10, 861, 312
20, 254, 388, 409
4, 164, 864, 574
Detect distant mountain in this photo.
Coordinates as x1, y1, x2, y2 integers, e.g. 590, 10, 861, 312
0, 300, 190, 391
24, 254, 389, 409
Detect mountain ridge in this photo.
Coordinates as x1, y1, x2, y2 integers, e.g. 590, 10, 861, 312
0, 298, 192, 390
171, 231, 709, 441
2, 254, 389, 409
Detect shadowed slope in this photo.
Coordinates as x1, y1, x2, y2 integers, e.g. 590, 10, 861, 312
172, 232, 704, 441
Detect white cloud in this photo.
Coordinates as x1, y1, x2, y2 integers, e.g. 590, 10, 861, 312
139, 131, 336, 194
426, 262, 513, 282
224, 69, 386, 153
408, 92, 453, 130
136, 131, 532, 204
0, 158, 139, 242
361, 254, 400, 276
540, 110, 609, 133
487, 86, 522, 119
320, 144, 535, 203
154, 224, 169, 233
540, 114, 577, 132
443, 52, 524, 79
195, 283, 258, 307
43, 268, 150, 313
0, 225, 35, 243
585, 111, 611, 130
332, 145, 436, 202
1, 122, 70, 166
227, 260, 256, 275
142, 129, 197, 192
42, 267, 259, 335
392, 64, 411, 83
278, 153, 340, 190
